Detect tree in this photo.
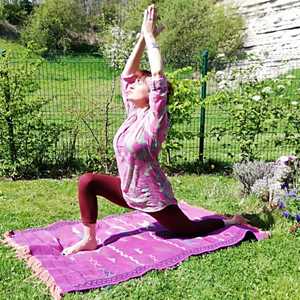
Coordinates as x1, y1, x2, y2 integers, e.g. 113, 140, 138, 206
1, 0, 33, 26
123, 0, 244, 68
21, 0, 88, 54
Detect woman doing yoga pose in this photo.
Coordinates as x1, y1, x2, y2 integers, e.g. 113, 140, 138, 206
62, 4, 247, 255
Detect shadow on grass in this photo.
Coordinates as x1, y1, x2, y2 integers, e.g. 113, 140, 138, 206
3, 157, 233, 180
223, 208, 275, 231
162, 158, 233, 176
242, 209, 275, 231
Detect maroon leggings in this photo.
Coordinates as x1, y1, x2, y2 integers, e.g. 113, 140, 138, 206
78, 172, 225, 236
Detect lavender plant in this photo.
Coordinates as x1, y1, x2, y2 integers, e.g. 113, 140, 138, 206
233, 160, 275, 195
277, 159, 300, 233
278, 190, 300, 223
251, 178, 271, 202
234, 156, 300, 234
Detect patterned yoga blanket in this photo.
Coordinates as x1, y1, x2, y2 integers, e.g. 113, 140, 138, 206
2, 201, 270, 299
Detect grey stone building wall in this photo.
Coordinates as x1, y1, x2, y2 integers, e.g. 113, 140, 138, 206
218, 0, 300, 80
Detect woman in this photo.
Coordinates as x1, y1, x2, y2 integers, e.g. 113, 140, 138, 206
62, 4, 247, 255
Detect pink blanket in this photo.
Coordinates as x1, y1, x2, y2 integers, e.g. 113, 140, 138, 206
2, 201, 270, 299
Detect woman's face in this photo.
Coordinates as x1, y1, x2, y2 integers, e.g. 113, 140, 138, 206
127, 75, 150, 108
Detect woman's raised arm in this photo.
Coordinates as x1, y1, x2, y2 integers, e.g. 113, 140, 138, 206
142, 4, 163, 78
122, 33, 145, 77
123, 5, 164, 77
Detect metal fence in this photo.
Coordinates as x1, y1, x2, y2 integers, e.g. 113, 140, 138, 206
203, 58, 300, 163
33, 53, 300, 166
35, 55, 202, 167
2, 53, 299, 172
36, 56, 126, 162
2, 1, 300, 173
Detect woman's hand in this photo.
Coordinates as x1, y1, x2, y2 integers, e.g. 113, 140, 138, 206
141, 4, 157, 37
122, 4, 163, 77
138, 23, 164, 40
140, 4, 164, 38
142, 4, 164, 77
154, 24, 165, 38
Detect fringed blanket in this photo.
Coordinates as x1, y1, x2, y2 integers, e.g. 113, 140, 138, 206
2, 201, 270, 299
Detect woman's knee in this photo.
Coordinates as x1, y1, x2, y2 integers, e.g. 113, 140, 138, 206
149, 205, 197, 235
78, 172, 97, 192
149, 206, 186, 234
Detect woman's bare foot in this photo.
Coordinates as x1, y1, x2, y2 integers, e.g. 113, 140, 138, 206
62, 238, 97, 255
232, 214, 249, 225
61, 223, 97, 255
224, 214, 249, 226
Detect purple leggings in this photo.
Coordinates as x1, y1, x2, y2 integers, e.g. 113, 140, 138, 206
78, 172, 225, 236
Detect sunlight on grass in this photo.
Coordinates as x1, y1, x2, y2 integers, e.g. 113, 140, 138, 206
0, 175, 299, 299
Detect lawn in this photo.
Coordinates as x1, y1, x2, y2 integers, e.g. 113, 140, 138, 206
1, 175, 299, 299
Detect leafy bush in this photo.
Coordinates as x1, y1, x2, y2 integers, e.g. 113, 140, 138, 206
273, 77, 300, 155
273, 161, 300, 233
1, 0, 33, 26
0, 46, 66, 178
279, 190, 300, 225
207, 72, 296, 161
95, 0, 122, 33
100, 25, 137, 70
21, 0, 88, 54
97, 0, 144, 70
161, 67, 200, 165
0, 2, 4, 21
120, 0, 244, 68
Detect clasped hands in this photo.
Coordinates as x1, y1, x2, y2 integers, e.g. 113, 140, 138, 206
141, 4, 164, 38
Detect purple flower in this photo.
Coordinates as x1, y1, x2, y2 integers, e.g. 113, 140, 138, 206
282, 211, 290, 218
296, 214, 300, 223
287, 190, 297, 197
278, 201, 286, 209
281, 182, 288, 190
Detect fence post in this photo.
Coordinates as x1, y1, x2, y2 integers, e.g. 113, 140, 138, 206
199, 50, 208, 162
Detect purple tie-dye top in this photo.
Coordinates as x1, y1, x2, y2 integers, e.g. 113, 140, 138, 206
113, 73, 177, 212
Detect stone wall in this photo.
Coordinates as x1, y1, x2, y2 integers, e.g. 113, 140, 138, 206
218, 0, 300, 80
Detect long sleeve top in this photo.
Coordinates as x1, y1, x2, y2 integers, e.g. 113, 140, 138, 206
112, 73, 177, 212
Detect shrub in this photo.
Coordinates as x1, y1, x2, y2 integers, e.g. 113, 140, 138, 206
0, 45, 66, 178
207, 72, 294, 161
0, 2, 4, 21
121, 0, 244, 68
100, 25, 137, 70
97, 0, 144, 70
1, 0, 33, 26
161, 67, 201, 165
95, 0, 122, 33
279, 189, 300, 230
273, 161, 300, 234
233, 160, 275, 195
273, 76, 300, 156
21, 0, 88, 54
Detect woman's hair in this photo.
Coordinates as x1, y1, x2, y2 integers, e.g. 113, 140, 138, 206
140, 70, 173, 105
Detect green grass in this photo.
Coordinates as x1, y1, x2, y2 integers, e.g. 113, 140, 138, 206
0, 38, 28, 54
1, 175, 300, 299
